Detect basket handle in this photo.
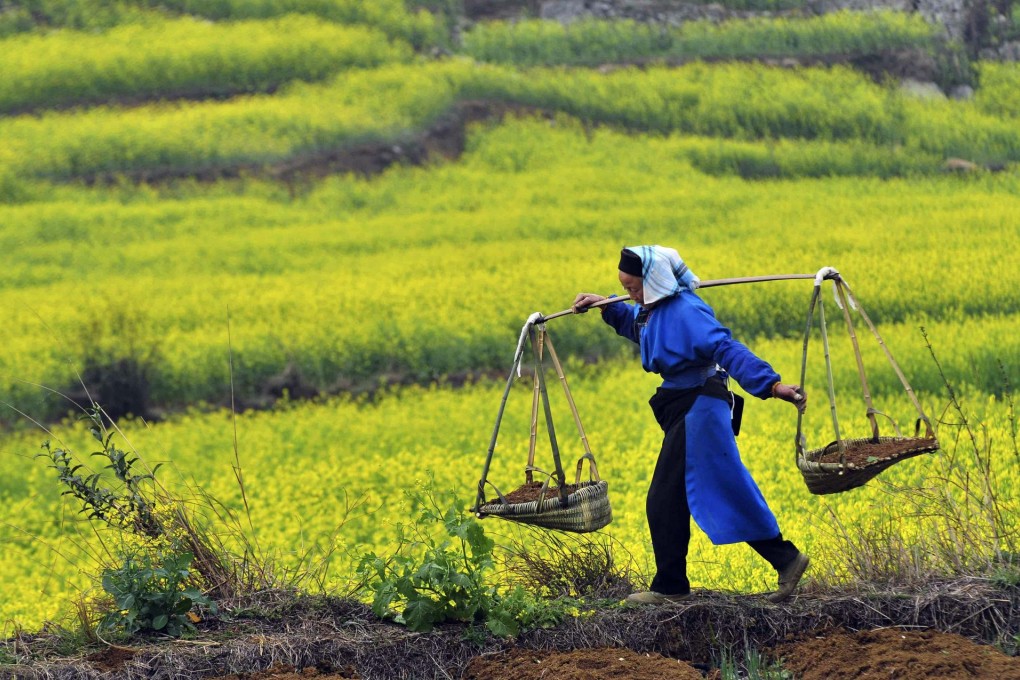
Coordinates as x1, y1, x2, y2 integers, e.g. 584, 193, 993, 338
476, 354, 525, 511
543, 330, 595, 458
795, 281, 820, 460
797, 268, 849, 465
574, 452, 602, 485
525, 466, 558, 514
870, 407, 903, 438
833, 279, 881, 442
479, 479, 511, 507
526, 330, 545, 483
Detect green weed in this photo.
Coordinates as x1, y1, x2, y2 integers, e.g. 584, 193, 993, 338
99, 550, 216, 637
357, 481, 573, 637
718, 646, 792, 679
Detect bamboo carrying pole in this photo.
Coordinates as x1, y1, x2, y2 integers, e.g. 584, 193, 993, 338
537, 273, 819, 322
476, 270, 838, 511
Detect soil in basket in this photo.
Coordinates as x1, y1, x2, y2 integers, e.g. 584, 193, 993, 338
812, 437, 937, 467
491, 481, 586, 504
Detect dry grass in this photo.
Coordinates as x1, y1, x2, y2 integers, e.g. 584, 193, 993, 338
496, 527, 640, 600
810, 340, 1020, 590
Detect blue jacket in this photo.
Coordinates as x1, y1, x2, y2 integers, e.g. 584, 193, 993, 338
601, 292, 780, 397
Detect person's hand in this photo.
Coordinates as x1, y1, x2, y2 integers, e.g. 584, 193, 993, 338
773, 383, 807, 414
573, 293, 607, 314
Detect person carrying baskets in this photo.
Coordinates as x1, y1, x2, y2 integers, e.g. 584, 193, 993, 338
573, 246, 810, 604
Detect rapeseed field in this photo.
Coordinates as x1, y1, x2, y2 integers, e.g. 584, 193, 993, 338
0, 0, 1017, 636
2, 355, 1015, 628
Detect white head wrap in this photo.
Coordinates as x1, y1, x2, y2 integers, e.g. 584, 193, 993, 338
623, 245, 700, 305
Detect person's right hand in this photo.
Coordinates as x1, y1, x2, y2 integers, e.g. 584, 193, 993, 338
573, 293, 607, 314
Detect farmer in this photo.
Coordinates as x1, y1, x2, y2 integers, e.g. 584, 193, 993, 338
572, 245, 810, 604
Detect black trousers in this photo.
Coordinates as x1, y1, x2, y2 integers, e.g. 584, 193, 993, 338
647, 381, 800, 595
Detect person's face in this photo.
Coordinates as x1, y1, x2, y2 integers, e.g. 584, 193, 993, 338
619, 271, 644, 304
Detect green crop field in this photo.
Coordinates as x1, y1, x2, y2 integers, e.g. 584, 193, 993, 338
0, 16, 412, 115
0, 0, 1017, 642
462, 11, 939, 66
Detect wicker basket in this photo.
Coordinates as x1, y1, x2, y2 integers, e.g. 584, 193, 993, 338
476, 325, 612, 533
797, 436, 940, 495
475, 480, 611, 533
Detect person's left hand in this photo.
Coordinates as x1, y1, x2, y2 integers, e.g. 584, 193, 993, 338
572, 293, 606, 314
774, 384, 807, 413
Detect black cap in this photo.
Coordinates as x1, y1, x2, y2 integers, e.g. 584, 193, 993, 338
618, 248, 643, 277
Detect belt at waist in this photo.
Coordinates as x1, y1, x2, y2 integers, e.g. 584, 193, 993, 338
648, 374, 731, 434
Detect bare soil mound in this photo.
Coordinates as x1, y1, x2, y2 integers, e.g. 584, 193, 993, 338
462, 647, 706, 680
773, 627, 1020, 680
200, 630, 1020, 680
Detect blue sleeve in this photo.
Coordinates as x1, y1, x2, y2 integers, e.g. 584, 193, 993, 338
712, 337, 781, 399
684, 298, 780, 399
600, 296, 639, 344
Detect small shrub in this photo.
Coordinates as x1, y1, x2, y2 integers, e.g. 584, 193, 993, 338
37, 406, 160, 536
33, 403, 290, 640
36, 408, 217, 637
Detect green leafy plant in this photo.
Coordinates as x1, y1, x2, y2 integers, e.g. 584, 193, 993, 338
357, 482, 571, 637
486, 584, 576, 638
99, 550, 215, 637
37, 409, 216, 637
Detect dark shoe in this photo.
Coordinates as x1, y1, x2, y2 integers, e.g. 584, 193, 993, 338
766, 552, 809, 603
625, 591, 690, 605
